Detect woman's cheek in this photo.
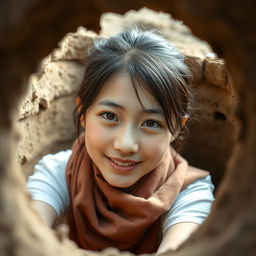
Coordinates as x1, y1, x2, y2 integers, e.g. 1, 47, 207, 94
144, 135, 167, 159
85, 119, 109, 148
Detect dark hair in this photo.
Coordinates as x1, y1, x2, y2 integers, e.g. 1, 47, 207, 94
75, 26, 192, 149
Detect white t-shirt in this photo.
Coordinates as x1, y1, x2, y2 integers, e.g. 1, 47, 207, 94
27, 149, 215, 233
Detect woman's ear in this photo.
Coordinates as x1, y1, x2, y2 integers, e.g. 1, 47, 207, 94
181, 115, 189, 127
75, 97, 81, 107
76, 97, 85, 128
80, 115, 85, 128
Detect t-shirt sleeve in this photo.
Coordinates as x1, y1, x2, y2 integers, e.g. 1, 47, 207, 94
26, 149, 72, 217
162, 175, 215, 233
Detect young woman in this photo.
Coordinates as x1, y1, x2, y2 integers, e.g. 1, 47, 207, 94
27, 27, 214, 254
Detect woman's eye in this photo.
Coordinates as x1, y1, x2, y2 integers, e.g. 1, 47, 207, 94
101, 112, 118, 121
143, 120, 161, 128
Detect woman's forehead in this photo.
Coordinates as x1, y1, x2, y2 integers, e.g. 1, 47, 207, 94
93, 71, 162, 110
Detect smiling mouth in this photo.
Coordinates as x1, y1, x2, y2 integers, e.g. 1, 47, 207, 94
106, 156, 141, 168
110, 158, 137, 167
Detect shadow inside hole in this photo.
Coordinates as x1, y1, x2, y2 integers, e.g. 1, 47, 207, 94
214, 111, 227, 121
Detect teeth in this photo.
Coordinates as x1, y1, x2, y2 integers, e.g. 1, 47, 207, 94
111, 158, 136, 167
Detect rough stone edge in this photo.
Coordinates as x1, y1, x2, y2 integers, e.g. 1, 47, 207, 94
18, 95, 76, 176
18, 27, 97, 120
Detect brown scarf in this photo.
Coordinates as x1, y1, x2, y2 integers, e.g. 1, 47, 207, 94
66, 133, 208, 254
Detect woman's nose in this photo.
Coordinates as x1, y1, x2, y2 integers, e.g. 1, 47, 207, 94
113, 126, 139, 154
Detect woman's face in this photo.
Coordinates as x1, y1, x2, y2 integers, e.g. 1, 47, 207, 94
84, 71, 174, 188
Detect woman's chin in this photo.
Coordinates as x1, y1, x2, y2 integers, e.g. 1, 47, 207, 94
108, 180, 134, 188
104, 175, 136, 189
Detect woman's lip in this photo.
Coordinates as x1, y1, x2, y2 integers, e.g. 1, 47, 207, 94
107, 156, 141, 164
106, 156, 140, 173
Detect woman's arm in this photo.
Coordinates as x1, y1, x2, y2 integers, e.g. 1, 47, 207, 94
32, 200, 58, 227
157, 222, 199, 254
158, 176, 215, 254
27, 150, 72, 227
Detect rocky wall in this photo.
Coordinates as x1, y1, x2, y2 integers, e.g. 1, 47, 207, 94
17, 28, 97, 176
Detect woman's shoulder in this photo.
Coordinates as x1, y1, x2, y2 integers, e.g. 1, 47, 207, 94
29, 149, 72, 180
185, 175, 215, 191
35, 149, 72, 171
162, 175, 215, 233
179, 174, 215, 200
38, 149, 72, 166
27, 150, 72, 216
175, 174, 215, 211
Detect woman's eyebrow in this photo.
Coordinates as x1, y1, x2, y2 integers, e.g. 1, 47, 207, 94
97, 100, 164, 116
97, 100, 124, 110
143, 108, 164, 116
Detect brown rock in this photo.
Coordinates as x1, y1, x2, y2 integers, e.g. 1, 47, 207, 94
204, 57, 232, 92
100, 7, 214, 60
18, 27, 96, 120
185, 55, 204, 86
18, 96, 76, 176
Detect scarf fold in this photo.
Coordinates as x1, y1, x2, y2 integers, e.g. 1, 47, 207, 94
66, 133, 208, 254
